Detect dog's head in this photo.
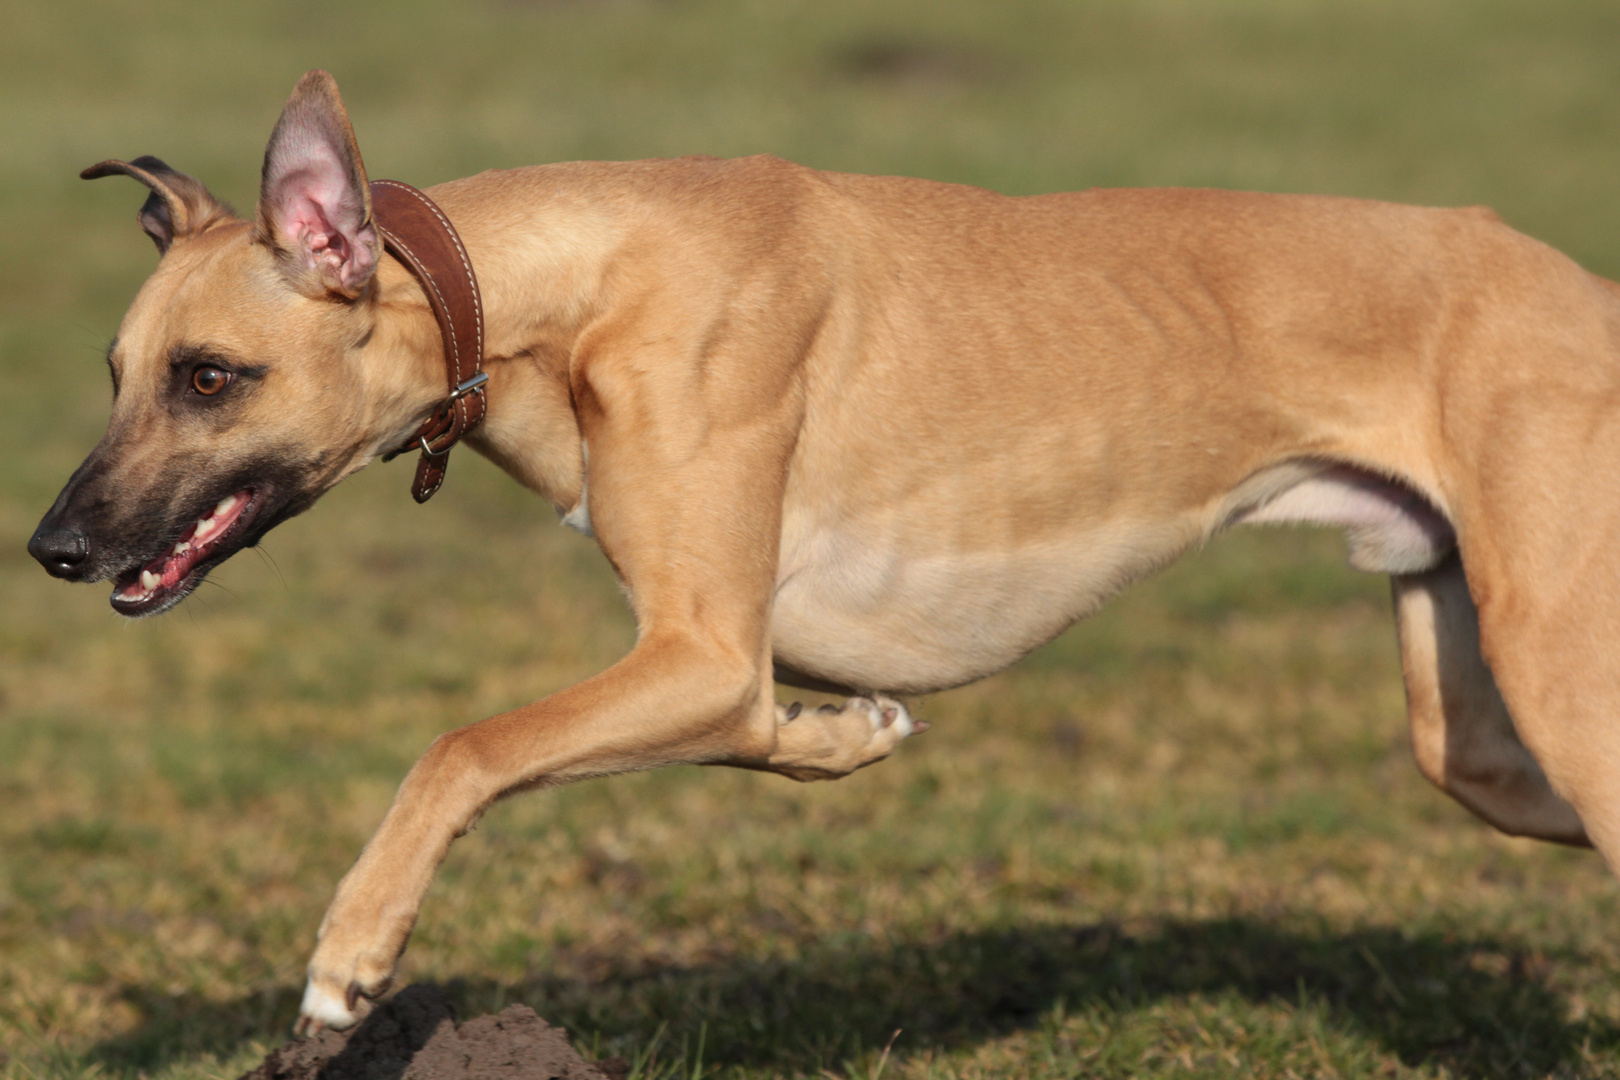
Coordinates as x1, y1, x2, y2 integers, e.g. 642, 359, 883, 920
29, 71, 435, 616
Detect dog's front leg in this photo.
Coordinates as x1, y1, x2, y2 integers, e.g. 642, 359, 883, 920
296, 656, 933, 1031
296, 628, 780, 1033
299, 315, 830, 1031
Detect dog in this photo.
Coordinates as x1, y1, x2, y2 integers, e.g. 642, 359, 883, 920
30, 69, 1620, 1034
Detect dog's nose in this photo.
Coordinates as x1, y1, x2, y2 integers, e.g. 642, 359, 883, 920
28, 525, 92, 579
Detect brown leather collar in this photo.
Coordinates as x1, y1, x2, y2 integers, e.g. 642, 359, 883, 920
370, 179, 487, 503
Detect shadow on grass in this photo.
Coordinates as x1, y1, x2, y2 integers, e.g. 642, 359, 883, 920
90, 918, 1618, 1077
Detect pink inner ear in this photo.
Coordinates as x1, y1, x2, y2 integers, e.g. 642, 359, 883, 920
275, 155, 357, 263
285, 191, 348, 261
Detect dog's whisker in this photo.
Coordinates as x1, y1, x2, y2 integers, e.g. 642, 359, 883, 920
254, 545, 289, 591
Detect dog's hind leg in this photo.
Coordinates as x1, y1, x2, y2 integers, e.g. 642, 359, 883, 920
1437, 286, 1620, 870
1467, 512, 1620, 873
1392, 556, 1589, 845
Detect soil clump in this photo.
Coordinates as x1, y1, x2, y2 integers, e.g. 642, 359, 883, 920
239, 985, 628, 1080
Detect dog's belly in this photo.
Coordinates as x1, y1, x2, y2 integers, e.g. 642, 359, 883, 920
769, 519, 1195, 695
767, 461, 1456, 695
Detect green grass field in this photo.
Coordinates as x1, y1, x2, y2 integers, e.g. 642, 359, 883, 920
6, 2, 1620, 1076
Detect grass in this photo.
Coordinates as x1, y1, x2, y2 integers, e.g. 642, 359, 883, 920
5, 0, 1620, 1076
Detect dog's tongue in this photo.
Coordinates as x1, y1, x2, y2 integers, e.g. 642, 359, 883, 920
119, 491, 251, 600
158, 534, 197, 589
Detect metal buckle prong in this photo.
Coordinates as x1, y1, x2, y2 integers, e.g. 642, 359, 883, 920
449, 372, 488, 401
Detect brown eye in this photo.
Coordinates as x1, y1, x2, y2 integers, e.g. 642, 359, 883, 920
191, 366, 230, 396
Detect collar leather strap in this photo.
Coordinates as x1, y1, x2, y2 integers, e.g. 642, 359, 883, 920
370, 179, 487, 503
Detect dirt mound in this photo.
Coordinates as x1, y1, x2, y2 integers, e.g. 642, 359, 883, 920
239, 985, 627, 1080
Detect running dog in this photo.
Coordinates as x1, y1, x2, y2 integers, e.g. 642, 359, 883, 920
30, 70, 1620, 1034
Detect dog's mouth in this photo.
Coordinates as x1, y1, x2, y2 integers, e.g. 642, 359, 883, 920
110, 487, 259, 617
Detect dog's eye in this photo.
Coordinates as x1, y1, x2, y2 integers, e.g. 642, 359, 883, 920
191, 366, 231, 396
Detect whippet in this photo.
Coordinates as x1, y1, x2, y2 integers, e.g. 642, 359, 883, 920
29, 70, 1617, 1033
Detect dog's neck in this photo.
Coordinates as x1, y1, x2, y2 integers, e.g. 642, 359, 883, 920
364, 171, 614, 515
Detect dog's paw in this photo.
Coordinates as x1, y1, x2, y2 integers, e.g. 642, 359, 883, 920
772, 694, 928, 779
837, 694, 922, 741
293, 934, 397, 1036
294, 964, 391, 1036
294, 978, 365, 1036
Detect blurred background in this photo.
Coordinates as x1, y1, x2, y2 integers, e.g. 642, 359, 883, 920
5, 2, 1620, 1077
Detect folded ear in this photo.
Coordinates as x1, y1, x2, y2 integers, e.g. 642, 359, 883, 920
81, 156, 234, 253
255, 70, 380, 299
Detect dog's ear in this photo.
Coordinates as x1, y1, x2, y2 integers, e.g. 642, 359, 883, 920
255, 70, 380, 300
81, 156, 234, 254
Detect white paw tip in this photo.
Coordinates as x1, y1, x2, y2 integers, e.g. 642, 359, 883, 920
862, 698, 914, 738
299, 980, 359, 1034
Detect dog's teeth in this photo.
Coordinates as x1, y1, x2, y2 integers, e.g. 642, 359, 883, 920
140, 569, 161, 592
215, 494, 237, 517
173, 541, 191, 556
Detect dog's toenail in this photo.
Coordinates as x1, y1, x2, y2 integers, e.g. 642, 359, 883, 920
785, 702, 802, 720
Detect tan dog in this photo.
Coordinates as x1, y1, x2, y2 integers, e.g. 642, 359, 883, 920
31, 70, 1618, 1033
